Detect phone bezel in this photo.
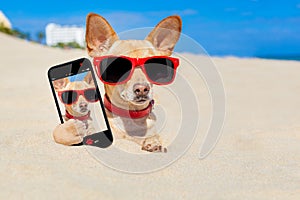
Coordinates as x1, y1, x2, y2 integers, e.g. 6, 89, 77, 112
48, 57, 113, 147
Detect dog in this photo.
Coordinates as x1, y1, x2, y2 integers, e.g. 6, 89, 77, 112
52, 72, 96, 145
53, 13, 181, 152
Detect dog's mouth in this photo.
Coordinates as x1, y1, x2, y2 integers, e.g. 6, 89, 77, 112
80, 107, 89, 113
132, 96, 150, 104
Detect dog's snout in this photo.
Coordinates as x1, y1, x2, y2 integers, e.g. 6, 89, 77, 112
133, 83, 150, 96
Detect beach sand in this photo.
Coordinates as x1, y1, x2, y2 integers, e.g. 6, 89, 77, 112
1, 32, 300, 199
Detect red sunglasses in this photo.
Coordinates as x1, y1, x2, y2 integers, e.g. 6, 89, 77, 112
93, 55, 180, 85
57, 88, 99, 105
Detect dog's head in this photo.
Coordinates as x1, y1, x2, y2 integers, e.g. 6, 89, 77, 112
85, 13, 181, 109
53, 72, 95, 117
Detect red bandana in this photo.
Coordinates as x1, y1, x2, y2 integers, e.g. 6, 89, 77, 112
104, 94, 154, 119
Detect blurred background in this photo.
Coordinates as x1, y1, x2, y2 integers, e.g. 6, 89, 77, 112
1, 0, 300, 59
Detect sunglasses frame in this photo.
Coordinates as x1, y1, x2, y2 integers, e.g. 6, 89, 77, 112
57, 88, 99, 105
93, 55, 180, 85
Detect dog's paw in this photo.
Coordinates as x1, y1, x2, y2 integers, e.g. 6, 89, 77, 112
53, 119, 87, 145
141, 135, 167, 153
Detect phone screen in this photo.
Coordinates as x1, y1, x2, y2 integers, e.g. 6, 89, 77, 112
48, 58, 113, 148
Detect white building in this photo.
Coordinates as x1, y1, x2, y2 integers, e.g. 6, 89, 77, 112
0, 10, 12, 29
45, 23, 85, 47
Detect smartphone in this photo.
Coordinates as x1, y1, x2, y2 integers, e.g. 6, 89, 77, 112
48, 58, 113, 148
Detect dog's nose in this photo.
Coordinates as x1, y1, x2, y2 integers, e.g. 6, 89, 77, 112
133, 83, 150, 96
79, 102, 88, 108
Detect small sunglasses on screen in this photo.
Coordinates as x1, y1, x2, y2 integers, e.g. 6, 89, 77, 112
57, 88, 99, 105
93, 56, 180, 85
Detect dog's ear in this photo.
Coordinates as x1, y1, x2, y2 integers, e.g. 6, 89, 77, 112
53, 78, 69, 91
85, 13, 119, 57
83, 72, 95, 86
145, 16, 182, 56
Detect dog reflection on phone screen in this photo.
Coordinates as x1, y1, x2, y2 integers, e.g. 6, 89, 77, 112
53, 72, 98, 144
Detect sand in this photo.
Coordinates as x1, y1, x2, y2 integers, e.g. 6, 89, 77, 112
1, 32, 300, 199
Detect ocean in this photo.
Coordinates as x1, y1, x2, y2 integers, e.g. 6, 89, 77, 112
257, 55, 300, 61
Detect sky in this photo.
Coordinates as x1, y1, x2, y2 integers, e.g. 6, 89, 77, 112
2, 0, 300, 57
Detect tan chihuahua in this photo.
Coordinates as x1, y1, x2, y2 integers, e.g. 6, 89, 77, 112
53, 13, 181, 152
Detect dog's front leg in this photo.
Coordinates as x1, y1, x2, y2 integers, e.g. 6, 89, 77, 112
86, 120, 96, 136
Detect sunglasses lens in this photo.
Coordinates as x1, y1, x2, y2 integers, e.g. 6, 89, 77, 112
100, 57, 132, 83
61, 91, 77, 104
84, 89, 99, 102
144, 58, 175, 84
